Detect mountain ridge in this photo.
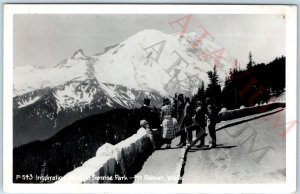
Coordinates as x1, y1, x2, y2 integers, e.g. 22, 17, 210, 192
14, 29, 241, 97
13, 78, 163, 147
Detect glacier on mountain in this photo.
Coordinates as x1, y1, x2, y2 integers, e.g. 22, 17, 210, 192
14, 29, 241, 98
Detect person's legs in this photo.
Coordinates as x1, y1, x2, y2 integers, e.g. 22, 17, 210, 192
166, 139, 172, 148
208, 123, 216, 147
199, 125, 206, 146
152, 129, 161, 148
178, 129, 186, 146
186, 127, 193, 144
185, 119, 194, 144
196, 125, 206, 147
195, 126, 200, 138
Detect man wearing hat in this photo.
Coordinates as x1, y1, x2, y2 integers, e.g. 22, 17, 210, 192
139, 98, 152, 126
206, 98, 218, 148
176, 94, 187, 146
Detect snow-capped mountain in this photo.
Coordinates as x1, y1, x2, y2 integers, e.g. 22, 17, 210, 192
93, 29, 239, 96
14, 49, 94, 96
14, 29, 239, 97
13, 78, 162, 147
13, 29, 240, 147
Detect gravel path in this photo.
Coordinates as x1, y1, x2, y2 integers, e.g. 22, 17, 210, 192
183, 108, 286, 183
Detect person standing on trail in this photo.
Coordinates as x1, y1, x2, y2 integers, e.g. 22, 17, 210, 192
139, 98, 161, 147
139, 98, 152, 126
206, 98, 218, 148
183, 96, 194, 145
176, 94, 187, 146
194, 100, 207, 147
161, 98, 178, 149
172, 93, 178, 118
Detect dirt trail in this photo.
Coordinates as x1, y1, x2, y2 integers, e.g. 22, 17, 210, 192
133, 108, 286, 184
133, 136, 184, 184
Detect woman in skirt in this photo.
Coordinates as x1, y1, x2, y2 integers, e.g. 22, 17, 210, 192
161, 98, 178, 149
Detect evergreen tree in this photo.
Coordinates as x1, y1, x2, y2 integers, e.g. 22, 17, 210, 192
233, 59, 239, 75
221, 55, 285, 109
206, 66, 222, 106
247, 52, 254, 69
224, 72, 230, 87
195, 81, 205, 101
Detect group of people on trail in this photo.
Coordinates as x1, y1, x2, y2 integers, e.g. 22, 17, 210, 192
138, 93, 220, 149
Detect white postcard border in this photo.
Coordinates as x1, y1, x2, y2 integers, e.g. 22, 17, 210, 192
3, 4, 297, 193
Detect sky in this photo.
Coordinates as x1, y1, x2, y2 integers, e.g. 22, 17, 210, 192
13, 14, 286, 67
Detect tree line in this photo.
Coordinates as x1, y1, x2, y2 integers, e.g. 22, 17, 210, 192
193, 53, 285, 110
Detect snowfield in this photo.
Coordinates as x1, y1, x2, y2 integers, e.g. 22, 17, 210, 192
93, 30, 237, 96
14, 50, 91, 97
14, 29, 241, 98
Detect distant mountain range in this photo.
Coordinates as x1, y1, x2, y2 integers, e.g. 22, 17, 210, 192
13, 79, 162, 147
13, 29, 239, 147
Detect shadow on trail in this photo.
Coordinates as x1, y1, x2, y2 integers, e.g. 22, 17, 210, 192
179, 108, 284, 184
188, 145, 237, 152
216, 108, 284, 132
155, 146, 182, 150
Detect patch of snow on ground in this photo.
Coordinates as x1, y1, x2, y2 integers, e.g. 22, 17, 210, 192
54, 83, 96, 109
18, 96, 41, 108
99, 83, 125, 106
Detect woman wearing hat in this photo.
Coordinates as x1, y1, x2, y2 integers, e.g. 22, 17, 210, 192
160, 98, 178, 149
